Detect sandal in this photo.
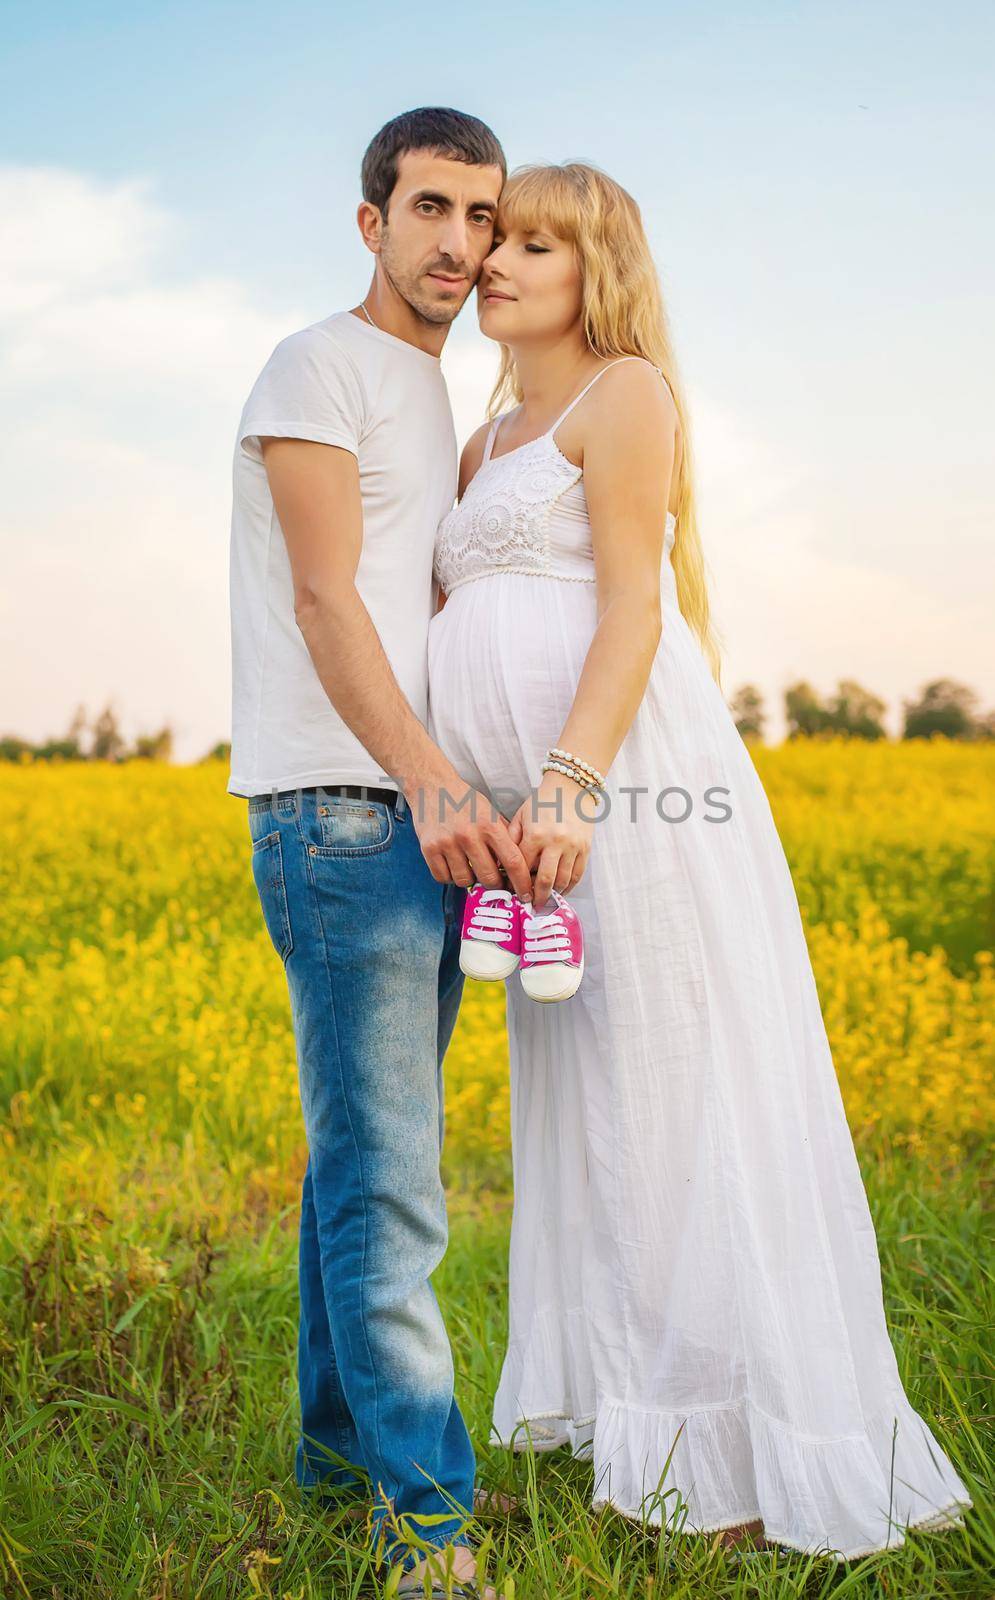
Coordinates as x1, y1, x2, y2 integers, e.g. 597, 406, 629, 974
397, 1587, 482, 1598
472, 1484, 520, 1516
395, 1557, 489, 1598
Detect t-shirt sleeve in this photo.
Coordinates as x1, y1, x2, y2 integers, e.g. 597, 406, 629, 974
237, 327, 367, 464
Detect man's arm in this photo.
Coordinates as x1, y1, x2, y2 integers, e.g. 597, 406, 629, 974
260, 436, 532, 898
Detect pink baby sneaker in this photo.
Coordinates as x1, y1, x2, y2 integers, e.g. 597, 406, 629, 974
520, 889, 585, 1002
459, 884, 524, 980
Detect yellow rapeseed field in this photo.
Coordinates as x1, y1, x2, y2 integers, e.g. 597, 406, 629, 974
2, 740, 992, 1240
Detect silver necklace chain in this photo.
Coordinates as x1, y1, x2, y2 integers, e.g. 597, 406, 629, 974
359, 301, 378, 330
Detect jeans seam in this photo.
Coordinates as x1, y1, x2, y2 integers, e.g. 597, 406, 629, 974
303, 830, 391, 1501
330, 1350, 355, 1461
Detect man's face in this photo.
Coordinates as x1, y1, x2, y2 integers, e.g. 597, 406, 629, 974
371, 150, 504, 326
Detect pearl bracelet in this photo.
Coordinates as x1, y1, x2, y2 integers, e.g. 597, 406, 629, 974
546, 746, 606, 788
540, 759, 602, 792
540, 760, 595, 790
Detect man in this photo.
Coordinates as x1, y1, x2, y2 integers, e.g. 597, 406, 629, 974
228, 108, 530, 1597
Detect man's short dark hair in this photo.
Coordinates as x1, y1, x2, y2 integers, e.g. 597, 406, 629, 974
361, 107, 506, 219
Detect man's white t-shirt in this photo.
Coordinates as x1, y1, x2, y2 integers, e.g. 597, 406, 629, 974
228, 310, 457, 798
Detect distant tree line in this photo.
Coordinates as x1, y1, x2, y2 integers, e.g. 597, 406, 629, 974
730, 678, 995, 742
2, 680, 994, 764
0, 703, 227, 765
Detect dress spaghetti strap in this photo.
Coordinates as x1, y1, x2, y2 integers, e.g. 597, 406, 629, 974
547, 355, 665, 434
484, 357, 670, 464
481, 415, 501, 465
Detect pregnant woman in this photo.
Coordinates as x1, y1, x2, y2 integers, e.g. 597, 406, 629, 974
426, 161, 971, 1559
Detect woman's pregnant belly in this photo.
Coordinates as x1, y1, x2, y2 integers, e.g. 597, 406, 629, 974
427, 574, 599, 804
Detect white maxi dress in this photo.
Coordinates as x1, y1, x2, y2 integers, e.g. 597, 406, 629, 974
426, 358, 972, 1559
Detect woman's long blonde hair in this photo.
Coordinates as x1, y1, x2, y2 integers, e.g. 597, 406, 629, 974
487, 161, 723, 686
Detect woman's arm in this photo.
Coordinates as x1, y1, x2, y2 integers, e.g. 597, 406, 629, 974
558, 358, 677, 777
458, 419, 493, 497
511, 360, 678, 907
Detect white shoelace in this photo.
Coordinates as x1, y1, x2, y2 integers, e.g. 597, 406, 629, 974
522, 897, 573, 964
466, 887, 516, 942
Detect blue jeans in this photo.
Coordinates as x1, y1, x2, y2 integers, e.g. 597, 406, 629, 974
246, 785, 474, 1570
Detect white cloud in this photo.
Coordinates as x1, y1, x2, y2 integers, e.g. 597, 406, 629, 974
0, 164, 990, 759
441, 335, 501, 450
0, 166, 293, 759
0, 167, 291, 396
0, 167, 169, 317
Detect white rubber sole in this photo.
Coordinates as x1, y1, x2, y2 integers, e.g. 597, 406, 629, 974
459, 939, 521, 981
520, 950, 585, 1002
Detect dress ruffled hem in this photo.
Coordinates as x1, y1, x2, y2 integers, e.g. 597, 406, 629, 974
490, 1389, 971, 1561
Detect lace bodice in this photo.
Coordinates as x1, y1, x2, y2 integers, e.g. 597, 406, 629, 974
433, 358, 678, 596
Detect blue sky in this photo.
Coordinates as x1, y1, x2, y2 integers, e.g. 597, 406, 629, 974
1, 1, 992, 756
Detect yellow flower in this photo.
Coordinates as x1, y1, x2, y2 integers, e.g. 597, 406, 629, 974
0, 742, 990, 1233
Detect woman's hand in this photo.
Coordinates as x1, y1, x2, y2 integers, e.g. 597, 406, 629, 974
508, 772, 597, 910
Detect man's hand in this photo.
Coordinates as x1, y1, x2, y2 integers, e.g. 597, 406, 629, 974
410, 775, 533, 901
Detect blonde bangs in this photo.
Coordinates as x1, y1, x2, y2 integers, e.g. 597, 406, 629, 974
496, 165, 585, 243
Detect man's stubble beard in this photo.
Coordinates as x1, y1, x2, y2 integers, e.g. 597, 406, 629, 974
378, 226, 474, 329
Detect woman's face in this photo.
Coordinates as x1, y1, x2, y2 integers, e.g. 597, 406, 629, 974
477, 220, 583, 344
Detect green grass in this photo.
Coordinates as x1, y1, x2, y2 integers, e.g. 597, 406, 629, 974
1, 753, 993, 1597
0, 1148, 991, 1599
